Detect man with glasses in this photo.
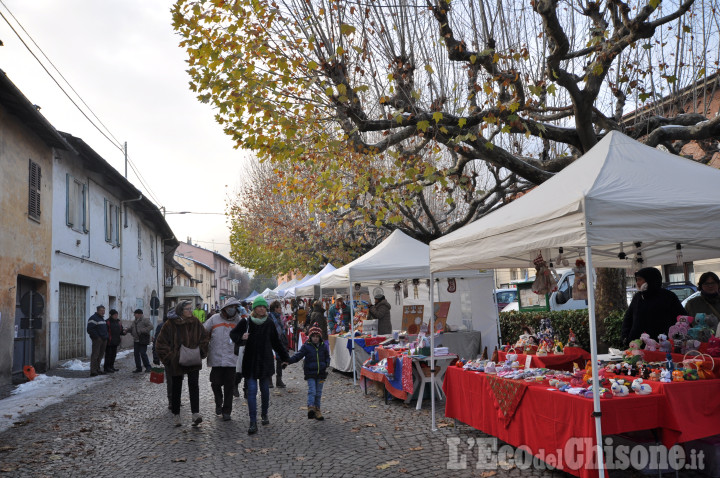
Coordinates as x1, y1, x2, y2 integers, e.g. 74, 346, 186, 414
685, 272, 720, 330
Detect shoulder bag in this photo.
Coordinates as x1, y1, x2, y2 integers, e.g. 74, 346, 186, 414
176, 325, 201, 367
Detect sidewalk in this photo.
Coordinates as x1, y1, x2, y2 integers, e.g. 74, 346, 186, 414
0, 352, 702, 477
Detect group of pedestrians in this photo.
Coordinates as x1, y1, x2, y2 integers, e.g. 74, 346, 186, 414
86, 305, 156, 376
150, 295, 329, 434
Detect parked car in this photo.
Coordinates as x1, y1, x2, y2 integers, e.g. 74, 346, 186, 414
494, 289, 518, 313
501, 270, 587, 312
663, 282, 698, 303
682, 291, 701, 308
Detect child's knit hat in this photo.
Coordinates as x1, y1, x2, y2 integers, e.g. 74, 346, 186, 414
308, 324, 323, 337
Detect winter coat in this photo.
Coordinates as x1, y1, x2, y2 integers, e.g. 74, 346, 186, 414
155, 316, 209, 376
369, 298, 392, 335
230, 313, 290, 380
152, 320, 167, 364
269, 311, 289, 350
622, 270, 687, 346
106, 317, 126, 347
685, 293, 720, 319
328, 303, 350, 331
307, 303, 328, 340
87, 312, 108, 340
129, 315, 154, 345
204, 312, 241, 367
288, 339, 331, 380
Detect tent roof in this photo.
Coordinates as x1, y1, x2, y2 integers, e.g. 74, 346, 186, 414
243, 290, 260, 301
430, 131, 720, 272
291, 264, 338, 297
321, 230, 431, 289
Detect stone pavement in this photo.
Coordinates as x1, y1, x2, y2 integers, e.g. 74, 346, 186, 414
0, 353, 708, 478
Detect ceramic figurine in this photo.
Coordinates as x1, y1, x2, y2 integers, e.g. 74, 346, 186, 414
631, 378, 652, 395
649, 369, 660, 381
537, 343, 548, 356
566, 329, 577, 348
672, 370, 685, 382
485, 362, 497, 374
553, 340, 564, 355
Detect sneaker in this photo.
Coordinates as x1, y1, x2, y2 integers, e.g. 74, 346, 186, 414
261, 415, 269, 425
247, 422, 258, 434
215, 406, 222, 416
167, 404, 172, 411
132, 369, 142, 373
192, 413, 203, 427
222, 413, 231, 421
173, 415, 182, 427
307, 407, 316, 419
233, 385, 240, 398
314, 408, 324, 421
276, 380, 286, 388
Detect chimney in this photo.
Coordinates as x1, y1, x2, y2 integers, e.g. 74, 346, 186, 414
187, 237, 192, 245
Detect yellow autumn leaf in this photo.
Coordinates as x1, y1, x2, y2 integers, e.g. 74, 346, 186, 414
376, 460, 400, 470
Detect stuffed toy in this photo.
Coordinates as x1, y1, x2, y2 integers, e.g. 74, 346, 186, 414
681, 339, 700, 355
669, 316, 693, 342
531, 252, 558, 295
572, 259, 588, 301
631, 378, 652, 395
640, 333, 658, 351
672, 370, 685, 382
657, 334, 672, 354
707, 336, 720, 357
609, 379, 630, 397
660, 369, 672, 382
688, 314, 713, 342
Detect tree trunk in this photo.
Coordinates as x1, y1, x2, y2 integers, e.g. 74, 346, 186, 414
594, 268, 627, 353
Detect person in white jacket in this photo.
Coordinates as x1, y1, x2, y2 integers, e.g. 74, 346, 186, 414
204, 298, 244, 421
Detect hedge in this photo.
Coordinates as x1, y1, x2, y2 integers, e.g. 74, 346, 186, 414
498, 309, 626, 352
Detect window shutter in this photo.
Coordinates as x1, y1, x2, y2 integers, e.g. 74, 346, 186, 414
28, 160, 41, 220
82, 184, 89, 232
66, 174, 72, 227
104, 199, 110, 242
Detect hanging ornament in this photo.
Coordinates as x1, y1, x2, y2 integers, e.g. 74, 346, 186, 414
447, 278, 457, 293
555, 247, 570, 267
403, 281, 409, 299
393, 282, 402, 305
412, 279, 420, 299
354, 283, 361, 292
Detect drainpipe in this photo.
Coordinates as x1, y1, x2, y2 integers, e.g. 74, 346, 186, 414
120, 194, 143, 317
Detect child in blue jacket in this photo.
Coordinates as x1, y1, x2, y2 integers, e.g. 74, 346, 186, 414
284, 324, 330, 420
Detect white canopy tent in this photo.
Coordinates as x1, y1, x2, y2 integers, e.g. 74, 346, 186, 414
260, 287, 279, 300
429, 131, 720, 475
275, 277, 301, 298
283, 273, 316, 299
293, 263, 338, 297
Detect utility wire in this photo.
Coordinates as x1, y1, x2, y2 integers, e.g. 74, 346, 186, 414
0, 1, 165, 209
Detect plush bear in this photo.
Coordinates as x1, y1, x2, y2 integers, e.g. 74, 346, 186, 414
660, 369, 672, 382
669, 316, 693, 341
681, 339, 701, 355
640, 333, 658, 351
610, 379, 630, 397
657, 334, 672, 354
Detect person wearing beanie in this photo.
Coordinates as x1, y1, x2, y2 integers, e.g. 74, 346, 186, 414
684, 272, 720, 323
156, 300, 209, 428
230, 294, 290, 435
204, 298, 244, 421
284, 323, 331, 420
621, 267, 687, 347
130, 309, 154, 373
268, 300, 289, 388
369, 292, 392, 335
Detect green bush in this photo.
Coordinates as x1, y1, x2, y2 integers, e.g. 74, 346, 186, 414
498, 309, 626, 351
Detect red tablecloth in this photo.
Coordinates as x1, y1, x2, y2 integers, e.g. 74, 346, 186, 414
498, 347, 590, 371
641, 349, 720, 370
443, 366, 720, 478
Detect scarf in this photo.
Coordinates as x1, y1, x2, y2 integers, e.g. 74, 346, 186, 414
251, 313, 268, 326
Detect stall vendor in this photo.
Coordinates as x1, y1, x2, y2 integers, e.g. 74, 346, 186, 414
328, 295, 351, 333
684, 272, 720, 321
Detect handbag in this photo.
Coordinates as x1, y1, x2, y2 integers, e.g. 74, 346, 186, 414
176, 327, 202, 367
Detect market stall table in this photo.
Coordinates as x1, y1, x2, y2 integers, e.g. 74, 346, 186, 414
498, 347, 590, 371
443, 366, 720, 478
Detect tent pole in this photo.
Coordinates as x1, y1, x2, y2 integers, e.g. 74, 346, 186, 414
585, 245, 605, 477
349, 275, 357, 386
430, 273, 437, 431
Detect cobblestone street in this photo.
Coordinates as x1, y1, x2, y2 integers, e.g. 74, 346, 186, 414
0, 353, 698, 478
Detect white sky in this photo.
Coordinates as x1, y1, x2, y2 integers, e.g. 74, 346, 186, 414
0, 0, 252, 258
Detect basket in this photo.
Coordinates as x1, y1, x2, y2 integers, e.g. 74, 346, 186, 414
682, 351, 716, 380
524, 345, 537, 355
149, 367, 165, 384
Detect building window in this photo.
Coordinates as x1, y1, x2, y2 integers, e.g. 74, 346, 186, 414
104, 199, 120, 246
66, 174, 88, 232
137, 227, 142, 258
28, 159, 41, 221
150, 237, 156, 267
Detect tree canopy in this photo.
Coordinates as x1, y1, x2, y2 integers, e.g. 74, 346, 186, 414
174, 0, 720, 275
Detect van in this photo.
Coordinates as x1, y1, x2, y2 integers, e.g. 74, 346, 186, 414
501, 270, 587, 312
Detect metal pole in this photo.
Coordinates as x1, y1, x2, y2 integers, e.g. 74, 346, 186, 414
585, 245, 605, 477
124, 142, 128, 178
430, 273, 437, 431
349, 274, 356, 385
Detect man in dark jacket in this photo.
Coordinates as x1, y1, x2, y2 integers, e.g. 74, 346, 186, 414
87, 305, 108, 377
328, 295, 350, 334
622, 267, 687, 346
104, 309, 126, 373
307, 301, 328, 340
130, 309, 154, 373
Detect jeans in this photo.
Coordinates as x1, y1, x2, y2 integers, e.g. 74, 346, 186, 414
90, 337, 107, 374
104, 344, 118, 371
210, 367, 236, 414
171, 370, 199, 415
246, 376, 270, 423
134, 343, 151, 370
307, 378, 325, 409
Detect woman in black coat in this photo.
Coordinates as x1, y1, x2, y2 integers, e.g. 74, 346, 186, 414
622, 267, 687, 346
230, 296, 290, 435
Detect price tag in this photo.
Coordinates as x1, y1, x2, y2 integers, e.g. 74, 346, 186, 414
525, 355, 533, 369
